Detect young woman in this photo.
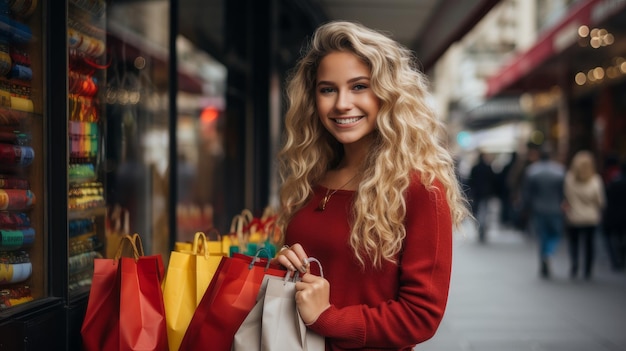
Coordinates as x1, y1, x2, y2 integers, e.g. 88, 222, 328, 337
563, 150, 605, 279
273, 21, 468, 350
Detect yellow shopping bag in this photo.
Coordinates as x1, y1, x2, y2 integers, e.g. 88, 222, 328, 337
162, 231, 224, 351
173, 228, 226, 256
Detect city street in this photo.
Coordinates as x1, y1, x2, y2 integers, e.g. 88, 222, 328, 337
420, 210, 626, 351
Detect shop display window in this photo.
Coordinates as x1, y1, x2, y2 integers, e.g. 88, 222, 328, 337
67, 0, 107, 299
0, 0, 44, 309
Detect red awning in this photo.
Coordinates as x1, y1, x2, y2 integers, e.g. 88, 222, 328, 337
486, 0, 626, 98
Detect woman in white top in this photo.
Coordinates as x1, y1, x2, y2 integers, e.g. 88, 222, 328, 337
563, 150, 606, 279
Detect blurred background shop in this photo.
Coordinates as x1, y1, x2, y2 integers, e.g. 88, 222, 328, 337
0, 0, 624, 349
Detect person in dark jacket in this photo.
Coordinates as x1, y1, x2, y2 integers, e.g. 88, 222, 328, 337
522, 147, 565, 278
497, 152, 517, 228
468, 152, 496, 243
507, 145, 541, 232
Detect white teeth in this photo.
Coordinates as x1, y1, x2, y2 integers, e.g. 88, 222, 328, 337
335, 117, 361, 124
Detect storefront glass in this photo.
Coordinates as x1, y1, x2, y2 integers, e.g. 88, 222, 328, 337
103, 0, 172, 263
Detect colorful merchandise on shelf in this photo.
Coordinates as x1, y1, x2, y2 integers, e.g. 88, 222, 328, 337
0, 1, 37, 310
0, 188, 35, 210
0, 143, 33, 166
0, 284, 33, 308
0, 250, 30, 283
68, 182, 104, 211
65, 0, 108, 301
0, 176, 29, 189
0, 227, 34, 250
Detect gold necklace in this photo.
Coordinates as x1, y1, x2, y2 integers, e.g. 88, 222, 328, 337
317, 173, 359, 211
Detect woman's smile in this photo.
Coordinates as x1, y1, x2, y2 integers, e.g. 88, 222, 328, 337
332, 116, 363, 125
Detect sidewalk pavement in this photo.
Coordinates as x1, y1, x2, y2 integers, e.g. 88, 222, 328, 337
418, 218, 626, 351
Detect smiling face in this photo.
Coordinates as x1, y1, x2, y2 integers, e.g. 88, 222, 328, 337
315, 51, 380, 148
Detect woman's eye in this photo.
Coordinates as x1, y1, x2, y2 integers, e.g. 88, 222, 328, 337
319, 87, 335, 94
353, 84, 367, 91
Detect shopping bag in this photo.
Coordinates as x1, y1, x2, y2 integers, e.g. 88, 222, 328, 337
226, 213, 247, 255
163, 231, 223, 351
119, 239, 168, 351
178, 248, 285, 351
241, 207, 278, 256
232, 258, 325, 351
81, 233, 168, 351
81, 244, 123, 351
173, 227, 226, 256
242, 206, 277, 244
226, 209, 277, 257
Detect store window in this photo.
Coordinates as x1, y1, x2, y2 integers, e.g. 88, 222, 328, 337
103, 0, 172, 261
0, 0, 44, 309
175, 36, 227, 243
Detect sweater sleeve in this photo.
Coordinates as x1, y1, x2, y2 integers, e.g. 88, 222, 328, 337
307, 179, 453, 349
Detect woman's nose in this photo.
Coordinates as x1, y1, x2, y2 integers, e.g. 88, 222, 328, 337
334, 90, 353, 110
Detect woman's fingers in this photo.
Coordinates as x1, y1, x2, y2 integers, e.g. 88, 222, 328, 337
290, 244, 310, 271
275, 243, 309, 273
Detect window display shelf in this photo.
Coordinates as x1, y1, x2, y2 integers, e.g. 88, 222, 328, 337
66, 0, 107, 299
0, 0, 43, 311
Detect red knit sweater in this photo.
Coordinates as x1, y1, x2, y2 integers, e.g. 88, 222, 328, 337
285, 178, 453, 350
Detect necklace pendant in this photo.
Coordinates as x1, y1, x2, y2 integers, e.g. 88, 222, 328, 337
317, 195, 330, 211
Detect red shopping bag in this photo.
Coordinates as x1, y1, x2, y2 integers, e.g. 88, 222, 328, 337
81, 234, 168, 351
81, 249, 121, 350
178, 249, 284, 351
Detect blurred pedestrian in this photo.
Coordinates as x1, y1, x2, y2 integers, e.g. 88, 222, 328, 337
603, 161, 626, 271
562, 150, 605, 280
468, 151, 496, 242
522, 146, 565, 278
507, 144, 541, 232
496, 152, 517, 228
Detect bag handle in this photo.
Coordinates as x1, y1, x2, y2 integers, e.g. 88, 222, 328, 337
240, 209, 254, 225
192, 231, 208, 257
192, 229, 220, 257
133, 233, 145, 256
114, 233, 143, 261
249, 247, 274, 270
283, 257, 324, 283
230, 214, 248, 252
305, 257, 323, 278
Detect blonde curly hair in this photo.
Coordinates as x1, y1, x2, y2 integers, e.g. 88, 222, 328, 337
277, 21, 468, 267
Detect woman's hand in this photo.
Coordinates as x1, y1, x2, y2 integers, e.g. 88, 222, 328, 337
272, 244, 331, 325
273, 243, 309, 274
295, 273, 331, 325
